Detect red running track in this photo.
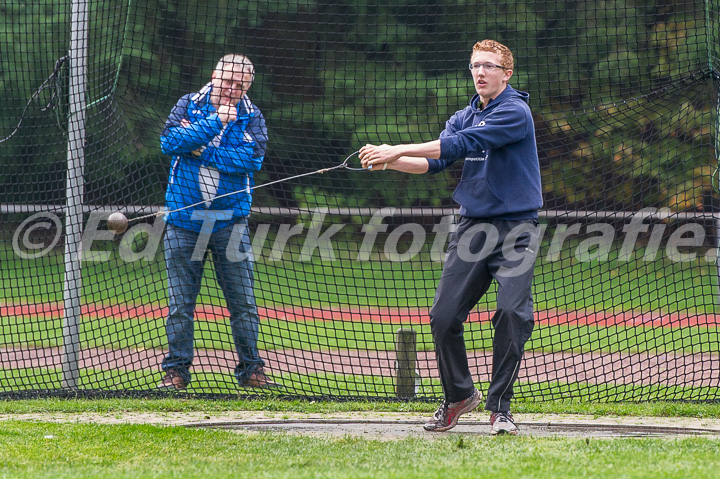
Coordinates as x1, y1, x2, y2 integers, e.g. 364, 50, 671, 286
1, 302, 719, 328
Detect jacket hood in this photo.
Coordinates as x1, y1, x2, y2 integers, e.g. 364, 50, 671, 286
469, 85, 529, 110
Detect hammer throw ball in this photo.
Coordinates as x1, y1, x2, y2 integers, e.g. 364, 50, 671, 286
107, 211, 128, 234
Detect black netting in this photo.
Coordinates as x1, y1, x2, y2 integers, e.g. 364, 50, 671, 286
1, 0, 719, 401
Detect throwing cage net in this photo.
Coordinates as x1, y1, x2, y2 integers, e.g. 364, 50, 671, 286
1, 0, 719, 401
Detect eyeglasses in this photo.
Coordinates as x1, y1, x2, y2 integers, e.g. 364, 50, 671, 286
468, 62, 509, 72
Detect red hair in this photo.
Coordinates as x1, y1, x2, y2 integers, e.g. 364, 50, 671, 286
472, 40, 514, 70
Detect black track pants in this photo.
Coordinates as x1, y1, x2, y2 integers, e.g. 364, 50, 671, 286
429, 217, 538, 412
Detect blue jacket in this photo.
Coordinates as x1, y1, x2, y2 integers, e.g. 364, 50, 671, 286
160, 82, 268, 232
427, 85, 543, 219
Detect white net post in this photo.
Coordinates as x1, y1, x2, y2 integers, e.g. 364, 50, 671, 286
61, 0, 88, 390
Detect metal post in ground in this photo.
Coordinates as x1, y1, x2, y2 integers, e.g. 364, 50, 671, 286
61, 0, 88, 389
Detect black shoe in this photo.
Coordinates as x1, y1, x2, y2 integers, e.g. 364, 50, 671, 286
423, 388, 482, 432
157, 369, 187, 391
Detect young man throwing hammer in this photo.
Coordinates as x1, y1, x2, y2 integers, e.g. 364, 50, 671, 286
359, 40, 542, 435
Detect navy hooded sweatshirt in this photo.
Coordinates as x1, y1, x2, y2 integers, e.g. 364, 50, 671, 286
427, 85, 543, 220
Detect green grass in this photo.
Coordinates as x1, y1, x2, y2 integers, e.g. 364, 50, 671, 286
1, 236, 718, 314
2, 398, 720, 479
3, 314, 719, 355
2, 367, 719, 402
1, 421, 719, 479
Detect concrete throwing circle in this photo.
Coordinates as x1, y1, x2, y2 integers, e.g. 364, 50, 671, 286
4, 412, 718, 440
192, 419, 720, 440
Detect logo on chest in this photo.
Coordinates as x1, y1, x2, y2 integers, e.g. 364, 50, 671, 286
466, 150, 489, 162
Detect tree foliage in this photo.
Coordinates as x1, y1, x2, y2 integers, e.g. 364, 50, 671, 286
0, 0, 717, 212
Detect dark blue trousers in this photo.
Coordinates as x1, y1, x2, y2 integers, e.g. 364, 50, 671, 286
429, 217, 538, 412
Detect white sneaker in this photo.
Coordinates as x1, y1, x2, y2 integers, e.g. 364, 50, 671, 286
490, 411, 518, 435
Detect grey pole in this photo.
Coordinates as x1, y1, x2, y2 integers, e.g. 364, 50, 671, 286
394, 328, 418, 398
61, 0, 88, 389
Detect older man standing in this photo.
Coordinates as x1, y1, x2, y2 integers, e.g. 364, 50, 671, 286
157, 54, 273, 391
